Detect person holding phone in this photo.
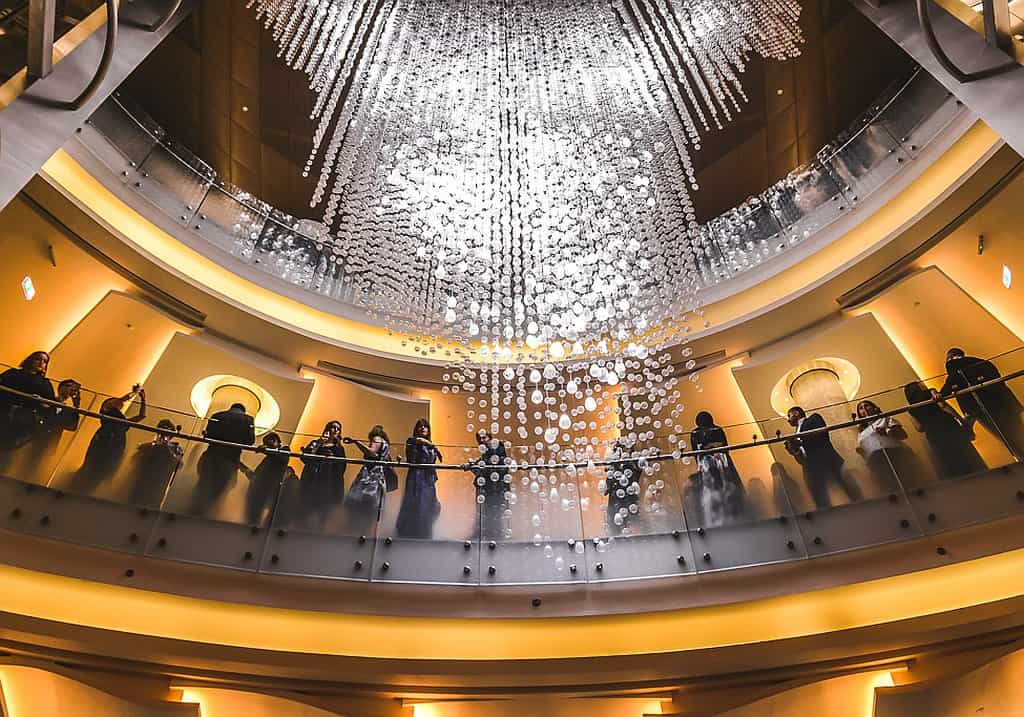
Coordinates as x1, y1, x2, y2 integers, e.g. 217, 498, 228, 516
299, 420, 347, 531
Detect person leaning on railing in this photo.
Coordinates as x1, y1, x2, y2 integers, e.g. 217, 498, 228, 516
904, 381, 985, 479
855, 399, 926, 493
0, 351, 57, 454
397, 419, 442, 540
942, 347, 1024, 460
784, 406, 863, 510
343, 425, 398, 535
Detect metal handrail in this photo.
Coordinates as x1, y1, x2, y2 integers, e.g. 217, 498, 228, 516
4, 365, 1022, 472
55, 0, 118, 110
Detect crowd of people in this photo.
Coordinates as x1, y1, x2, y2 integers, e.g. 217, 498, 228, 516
0, 346, 1022, 539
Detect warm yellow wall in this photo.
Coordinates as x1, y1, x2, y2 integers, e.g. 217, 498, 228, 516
731, 314, 922, 504
874, 648, 1024, 717
178, 687, 353, 717
0, 197, 128, 365
716, 670, 894, 717
919, 171, 1024, 343
295, 370, 429, 450
48, 290, 192, 396
673, 359, 778, 491
733, 315, 918, 421
143, 332, 314, 435
852, 266, 1020, 468
854, 266, 1020, 381
0, 665, 195, 717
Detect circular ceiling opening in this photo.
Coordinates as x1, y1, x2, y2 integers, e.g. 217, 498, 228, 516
770, 357, 862, 417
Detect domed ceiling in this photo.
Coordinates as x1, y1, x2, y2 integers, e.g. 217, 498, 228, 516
122, 0, 912, 224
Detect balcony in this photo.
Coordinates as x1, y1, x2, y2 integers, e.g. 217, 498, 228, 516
60, 67, 970, 328
1, 346, 1022, 613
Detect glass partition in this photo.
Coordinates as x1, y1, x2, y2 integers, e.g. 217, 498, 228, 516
73, 68, 965, 305
681, 422, 808, 571
373, 444, 480, 585
2, 349, 1024, 584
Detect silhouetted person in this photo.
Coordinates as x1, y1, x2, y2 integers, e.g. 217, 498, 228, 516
0, 351, 56, 455
784, 406, 862, 509
396, 418, 442, 539
189, 402, 255, 516
691, 411, 747, 526
4, 377, 80, 481
74, 387, 147, 490
125, 418, 183, 507
343, 425, 397, 535
603, 440, 641, 535
240, 432, 293, 527
905, 381, 985, 479
468, 428, 509, 541
941, 348, 1024, 460
299, 420, 347, 531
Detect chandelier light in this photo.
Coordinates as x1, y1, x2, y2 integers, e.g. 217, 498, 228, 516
248, 0, 803, 538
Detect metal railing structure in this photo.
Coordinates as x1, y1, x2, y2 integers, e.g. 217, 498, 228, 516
68, 67, 966, 318
1, 346, 1022, 586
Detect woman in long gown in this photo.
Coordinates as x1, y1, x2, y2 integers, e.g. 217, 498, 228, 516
344, 425, 398, 536
690, 411, 747, 527
396, 418, 442, 539
904, 381, 985, 479
298, 420, 347, 532
74, 388, 147, 489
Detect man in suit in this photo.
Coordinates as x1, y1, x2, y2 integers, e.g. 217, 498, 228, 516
784, 406, 863, 510
941, 347, 1024, 460
189, 402, 256, 516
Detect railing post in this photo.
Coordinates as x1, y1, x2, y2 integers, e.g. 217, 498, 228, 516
27, 0, 56, 80
981, 0, 1013, 54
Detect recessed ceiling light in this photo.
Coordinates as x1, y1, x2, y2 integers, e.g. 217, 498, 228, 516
241, 105, 249, 112
776, 88, 784, 95
21, 276, 35, 301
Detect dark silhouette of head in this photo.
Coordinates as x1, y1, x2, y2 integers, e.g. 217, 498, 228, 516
20, 351, 49, 375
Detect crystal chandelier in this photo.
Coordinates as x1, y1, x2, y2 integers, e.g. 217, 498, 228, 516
249, 0, 803, 465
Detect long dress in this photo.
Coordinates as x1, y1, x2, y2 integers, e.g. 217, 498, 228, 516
691, 425, 747, 527
76, 406, 130, 485
344, 442, 395, 535
396, 439, 441, 539
908, 402, 985, 479
299, 439, 347, 532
